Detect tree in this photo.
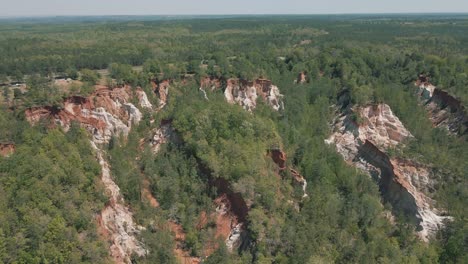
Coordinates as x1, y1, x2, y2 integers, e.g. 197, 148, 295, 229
109, 63, 135, 84
0, 74, 8, 83
13, 70, 23, 82
80, 69, 100, 84
23, 74, 61, 107
65, 67, 79, 80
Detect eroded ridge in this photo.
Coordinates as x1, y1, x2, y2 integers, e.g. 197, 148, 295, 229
326, 104, 450, 241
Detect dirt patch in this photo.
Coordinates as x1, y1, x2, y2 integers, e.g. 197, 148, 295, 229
169, 222, 201, 264
142, 179, 159, 208
0, 143, 15, 157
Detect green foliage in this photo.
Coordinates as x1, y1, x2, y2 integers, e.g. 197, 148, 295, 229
23, 75, 62, 107
0, 15, 467, 264
65, 67, 79, 80
0, 119, 108, 263
109, 63, 137, 86
80, 69, 100, 84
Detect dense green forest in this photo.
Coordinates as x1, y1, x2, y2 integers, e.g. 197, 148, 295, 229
0, 15, 467, 263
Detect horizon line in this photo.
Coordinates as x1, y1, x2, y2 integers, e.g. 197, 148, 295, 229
1, 12, 468, 19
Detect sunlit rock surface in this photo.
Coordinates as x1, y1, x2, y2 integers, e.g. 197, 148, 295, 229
224, 78, 284, 111
92, 142, 146, 264
326, 104, 450, 241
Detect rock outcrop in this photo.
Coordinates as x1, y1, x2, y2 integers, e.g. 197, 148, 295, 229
199, 76, 223, 100
326, 104, 450, 241
224, 79, 284, 111
200, 76, 223, 92
136, 88, 153, 109
198, 77, 284, 111
152, 79, 170, 109
93, 142, 146, 263
147, 120, 178, 154
211, 178, 249, 252
25, 86, 151, 263
415, 75, 467, 136
25, 86, 144, 144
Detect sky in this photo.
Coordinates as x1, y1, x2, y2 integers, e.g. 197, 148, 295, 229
1, 0, 467, 17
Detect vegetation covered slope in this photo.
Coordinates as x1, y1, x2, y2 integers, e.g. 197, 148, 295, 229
0, 115, 109, 263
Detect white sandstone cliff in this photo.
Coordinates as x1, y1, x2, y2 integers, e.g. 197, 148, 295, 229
326, 104, 450, 241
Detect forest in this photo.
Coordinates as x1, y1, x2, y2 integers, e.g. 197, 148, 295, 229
0, 14, 467, 264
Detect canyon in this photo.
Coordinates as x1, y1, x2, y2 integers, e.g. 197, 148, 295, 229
145, 121, 249, 262
24, 79, 255, 263
20, 73, 461, 262
326, 103, 450, 241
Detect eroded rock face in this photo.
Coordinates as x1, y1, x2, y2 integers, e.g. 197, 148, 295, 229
224, 79, 284, 111
198, 77, 284, 111
199, 76, 223, 100
92, 142, 146, 263
289, 168, 308, 199
25, 86, 151, 263
148, 120, 178, 154
326, 104, 450, 241
136, 88, 153, 109
200, 76, 223, 92
358, 104, 413, 148
268, 149, 287, 170
326, 104, 412, 160
25, 86, 146, 145
416, 75, 468, 136
152, 79, 170, 109
268, 149, 308, 198
212, 178, 249, 252
0, 143, 15, 157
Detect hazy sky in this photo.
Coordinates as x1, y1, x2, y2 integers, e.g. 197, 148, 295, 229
1, 0, 467, 17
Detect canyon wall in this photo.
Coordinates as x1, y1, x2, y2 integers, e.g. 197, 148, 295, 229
326, 104, 450, 241
152, 79, 170, 109
224, 78, 283, 111
415, 75, 467, 136
25, 86, 145, 144
26, 86, 150, 263
199, 77, 284, 111
211, 178, 249, 252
